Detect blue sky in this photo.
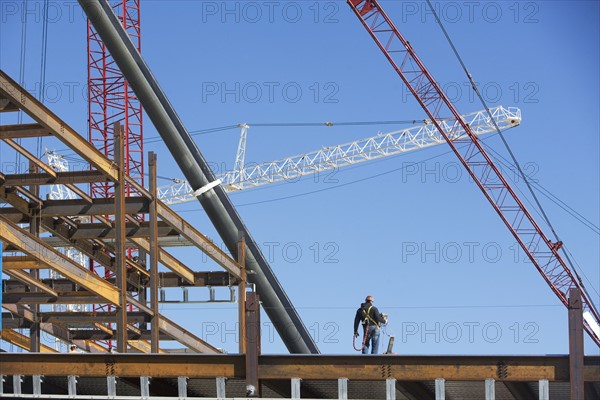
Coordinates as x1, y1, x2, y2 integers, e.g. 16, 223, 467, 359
1, 1, 599, 355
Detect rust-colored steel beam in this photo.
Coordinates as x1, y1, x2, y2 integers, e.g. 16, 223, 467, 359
68, 221, 178, 240
0, 123, 51, 139
2, 256, 45, 269
0, 216, 121, 305
1, 329, 57, 353
3, 269, 59, 297
157, 317, 221, 354
0, 354, 599, 381
130, 237, 194, 284
2, 311, 150, 326
0, 70, 119, 181
3, 291, 106, 305
3, 271, 232, 292
2, 138, 57, 177
1, 171, 108, 186
0, 97, 19, 112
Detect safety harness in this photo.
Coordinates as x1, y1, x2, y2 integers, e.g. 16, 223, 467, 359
352, 305, 379, 352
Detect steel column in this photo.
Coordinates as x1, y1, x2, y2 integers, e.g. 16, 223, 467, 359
568, 288, 584, 400
149, 152, 159, 352
238, 234, 247, 354
115, 123, 128, 353
245, 292, 261, 397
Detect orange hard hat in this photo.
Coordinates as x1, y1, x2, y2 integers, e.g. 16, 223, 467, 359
365, 295, 374, 302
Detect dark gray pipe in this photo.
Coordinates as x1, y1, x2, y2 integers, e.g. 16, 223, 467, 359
78, 0, 318, 354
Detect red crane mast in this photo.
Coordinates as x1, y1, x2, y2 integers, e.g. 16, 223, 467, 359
87, 0, 143, 350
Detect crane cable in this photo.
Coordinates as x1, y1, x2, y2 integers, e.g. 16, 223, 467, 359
38, 0, 50, 158
424, 0, 596, 306
16, 0, 30, 173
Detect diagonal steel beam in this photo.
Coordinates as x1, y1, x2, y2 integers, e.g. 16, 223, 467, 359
157, 201, 241, 278
3, 269, 59, 297
1, 328, 57, 353
0, 70, 119, 181
0, 216, 121, 305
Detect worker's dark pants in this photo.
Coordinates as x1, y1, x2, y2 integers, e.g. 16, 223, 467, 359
362, 325, 381, 354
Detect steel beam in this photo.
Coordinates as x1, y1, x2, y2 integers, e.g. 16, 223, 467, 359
0, 216, 121, 305
2, 138, 57, 177
1, 353, 599, 381
3, 271, 232, 292
157, 202, 241, 278
3, 269, 58, 297
157, 318, 221, 353
130, 237, 194, 284
66, 221, 177, 239
0, 197, 148, 218
0, 70, 119, 181
3, 291, 105, 305
0, 123, 51, 139
77, 0, 316, 353
0, 329, 57, 353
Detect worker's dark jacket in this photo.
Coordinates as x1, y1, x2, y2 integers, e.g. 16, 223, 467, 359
354, 301, 386, 333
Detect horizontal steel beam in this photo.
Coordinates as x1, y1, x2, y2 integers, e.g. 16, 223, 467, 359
2, 170, 107, 186
69, 221, 178, 240
0, 197, 149, 219
2, 311, 150, 326
0, 123, 52, 139
3, 291, 106, 305
0, 354, 598, 381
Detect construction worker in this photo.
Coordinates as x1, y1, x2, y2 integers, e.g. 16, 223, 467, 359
354, 295, 387, 354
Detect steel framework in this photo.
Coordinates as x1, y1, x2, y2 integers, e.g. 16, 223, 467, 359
158, 106, 521, 204
1, 69, 240, 354
346, 0, 600, 346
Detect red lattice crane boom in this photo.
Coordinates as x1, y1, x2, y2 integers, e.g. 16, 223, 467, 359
346, 0, 600, 346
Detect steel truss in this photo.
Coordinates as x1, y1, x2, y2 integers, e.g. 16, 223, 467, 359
158, 106, 521, 204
